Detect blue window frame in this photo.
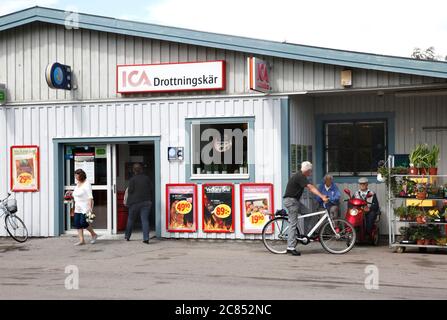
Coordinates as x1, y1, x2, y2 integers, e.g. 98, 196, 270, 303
315, 112, 395, 184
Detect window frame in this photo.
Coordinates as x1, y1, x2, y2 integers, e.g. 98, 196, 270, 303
185, 117, 255, 183
323, 118, 388, 177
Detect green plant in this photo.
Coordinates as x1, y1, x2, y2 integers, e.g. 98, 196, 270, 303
394, 206, 407, 219
409, 144, 431, 168
427, 145, 440, 168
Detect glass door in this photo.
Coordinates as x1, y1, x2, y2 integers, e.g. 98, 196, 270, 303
63, 144, 113, 233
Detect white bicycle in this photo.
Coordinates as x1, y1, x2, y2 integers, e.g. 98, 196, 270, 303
262, 204, 356, 254
0, 193, 28, 243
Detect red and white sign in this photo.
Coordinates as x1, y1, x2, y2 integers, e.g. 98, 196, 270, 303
240, 183, 274, 234
117, 61, 226, 94
249, 57, 271, 93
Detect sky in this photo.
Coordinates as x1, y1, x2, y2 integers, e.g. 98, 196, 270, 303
2, 0, 447, 59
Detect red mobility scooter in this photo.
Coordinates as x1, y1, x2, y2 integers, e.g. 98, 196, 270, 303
343, 189, 380, 245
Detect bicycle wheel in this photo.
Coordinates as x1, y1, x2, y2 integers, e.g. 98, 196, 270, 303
319, 218, 356, 254
262, 216, 290, 254
5, 214, 28, 243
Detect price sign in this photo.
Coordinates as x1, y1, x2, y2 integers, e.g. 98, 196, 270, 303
240, 184, 274, 234
249, 212, 265, 226
214, 204, 231, 219
175, 200, 192, 215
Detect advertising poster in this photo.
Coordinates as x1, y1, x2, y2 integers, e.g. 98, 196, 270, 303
11, 146, 40, 192
74, 152, 95, 184
166, 184, 198, 232
240, 184, 274, 234
202, 184, 234, 233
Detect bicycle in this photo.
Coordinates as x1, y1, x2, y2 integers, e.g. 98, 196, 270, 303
262, 204, 356, 254
0, 193, 29, 243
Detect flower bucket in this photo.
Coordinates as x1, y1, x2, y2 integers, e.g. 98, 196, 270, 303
419, 168, 428, 175
429, 167, 438, 176
409, 167, 418, 175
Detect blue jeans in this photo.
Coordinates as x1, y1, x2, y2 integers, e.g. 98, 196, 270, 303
125, 201, 151, 241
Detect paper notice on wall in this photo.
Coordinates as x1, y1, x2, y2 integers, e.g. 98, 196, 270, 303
74, 153, 95, 184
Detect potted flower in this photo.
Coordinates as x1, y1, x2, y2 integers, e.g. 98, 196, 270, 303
394, 206, 408, 221
427, 145, 440, 176
416, 183, 427, 200
409, 144, 431, 175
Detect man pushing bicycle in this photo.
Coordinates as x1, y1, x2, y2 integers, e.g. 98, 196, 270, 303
283, 162, 329, 256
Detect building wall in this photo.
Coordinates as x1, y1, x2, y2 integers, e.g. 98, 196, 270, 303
1, 22, 446, 103
0, 96, 284, 239
311, 94, 447, 234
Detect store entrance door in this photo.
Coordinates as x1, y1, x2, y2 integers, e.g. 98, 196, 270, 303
63, 144, 113, 233
112, 143, 156, 235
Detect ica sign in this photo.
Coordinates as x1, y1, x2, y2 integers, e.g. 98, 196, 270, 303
117, 61, 226, 94
249, 57, 271, 93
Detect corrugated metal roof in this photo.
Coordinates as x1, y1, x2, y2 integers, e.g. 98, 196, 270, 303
2, 6, 447, 79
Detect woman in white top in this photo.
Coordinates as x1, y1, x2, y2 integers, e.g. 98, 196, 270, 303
72, 169, 98, 246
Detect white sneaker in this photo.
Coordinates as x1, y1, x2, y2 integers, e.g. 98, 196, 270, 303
90, 235, 98, 244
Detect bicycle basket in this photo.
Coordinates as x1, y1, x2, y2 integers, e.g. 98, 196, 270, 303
6, 199, 18, 213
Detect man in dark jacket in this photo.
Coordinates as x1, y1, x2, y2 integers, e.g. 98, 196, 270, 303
125, 163, 153, 244
354, 177, 380, 235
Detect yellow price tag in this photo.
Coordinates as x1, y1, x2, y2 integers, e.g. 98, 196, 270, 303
250, 212, 265, 226
214, 204, 231, 219
175, 200, 192, 215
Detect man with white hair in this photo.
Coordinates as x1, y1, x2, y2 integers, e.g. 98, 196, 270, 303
283, 161, 329, 256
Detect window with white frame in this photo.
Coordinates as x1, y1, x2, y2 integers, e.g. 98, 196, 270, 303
191, 122, 249, 176
324, 120, 387, 176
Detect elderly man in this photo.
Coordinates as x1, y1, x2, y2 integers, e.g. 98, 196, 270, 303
283, 161, 329, 256
354, 177, 380, 235
316, 174, 341, 218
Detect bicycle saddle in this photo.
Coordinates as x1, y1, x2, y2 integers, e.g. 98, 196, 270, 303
275, 209, 288, 217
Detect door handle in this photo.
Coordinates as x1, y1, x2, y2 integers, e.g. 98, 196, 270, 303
113, 184, 116, 194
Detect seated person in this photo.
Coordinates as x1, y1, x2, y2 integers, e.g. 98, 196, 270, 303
354, 177, 380, 234
316, 174, 341, 218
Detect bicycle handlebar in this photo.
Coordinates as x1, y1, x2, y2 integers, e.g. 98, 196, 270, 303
1, 192, 11, 203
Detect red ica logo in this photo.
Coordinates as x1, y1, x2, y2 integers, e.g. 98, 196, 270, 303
122, 70, 152, 87
256, 62, 270, 89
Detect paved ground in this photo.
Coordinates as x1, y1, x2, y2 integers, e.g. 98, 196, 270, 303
0, 235, 447, 300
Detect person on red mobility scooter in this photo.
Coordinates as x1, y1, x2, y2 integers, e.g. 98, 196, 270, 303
352, 177, 380, 244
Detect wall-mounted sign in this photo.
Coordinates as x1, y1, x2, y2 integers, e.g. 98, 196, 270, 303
117, 61, 226, 94
168, 147, 184, 161
203, 184, 234, 233
341, 70, 352, 87
249, 57, 271, 93
10, 146, 40, 192
0, 84, 6, 105
45, 62, 72, 90
166, 184, 198, 233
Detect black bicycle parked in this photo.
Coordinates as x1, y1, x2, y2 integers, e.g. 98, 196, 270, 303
0, 193, 28, 243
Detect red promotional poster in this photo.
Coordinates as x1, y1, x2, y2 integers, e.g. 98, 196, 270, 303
240, 183, 274, 234
10, 146, 40, 192
202, 184, 234, 233
166, 184, 198, 232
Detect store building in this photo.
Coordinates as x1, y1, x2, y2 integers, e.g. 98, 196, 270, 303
1, 7, 447, 239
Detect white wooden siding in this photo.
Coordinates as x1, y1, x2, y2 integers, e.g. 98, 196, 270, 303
0, 97, 284, 239
1, 22, 446, 103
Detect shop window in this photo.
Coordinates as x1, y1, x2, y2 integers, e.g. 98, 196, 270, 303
191, 121, 249, 177
324, 120, 387, 176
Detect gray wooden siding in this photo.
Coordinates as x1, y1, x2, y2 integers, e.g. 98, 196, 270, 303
294, 94, 447, 234
0, 97, 284, 238
1, 22, 446, 103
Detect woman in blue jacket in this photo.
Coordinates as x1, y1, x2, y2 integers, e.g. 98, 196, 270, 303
316, 174, 341, 218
